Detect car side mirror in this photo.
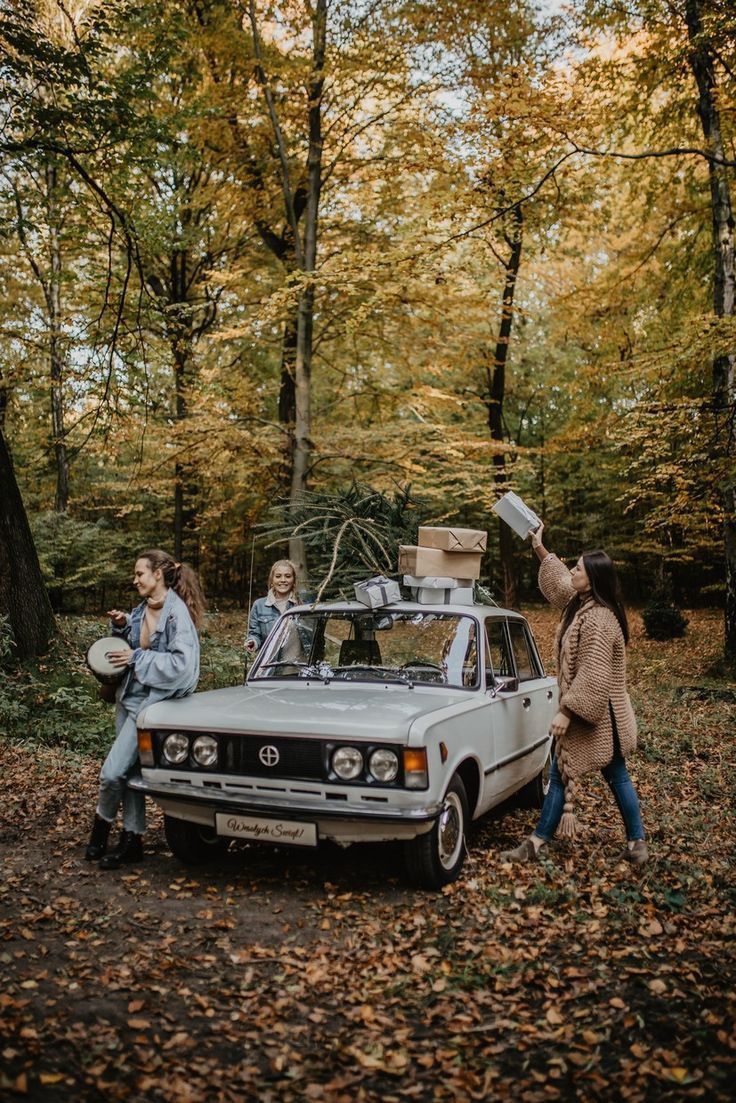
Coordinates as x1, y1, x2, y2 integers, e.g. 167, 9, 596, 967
496, 676, 519, 693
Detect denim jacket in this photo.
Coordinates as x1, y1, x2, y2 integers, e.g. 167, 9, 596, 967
111, 588, 200, 705
246, 592, 298, 652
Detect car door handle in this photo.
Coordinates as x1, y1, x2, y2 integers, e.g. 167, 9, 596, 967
522, 697, 531, 709
546, 690, 554, 700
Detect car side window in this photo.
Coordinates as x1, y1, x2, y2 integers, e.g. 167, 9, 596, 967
485, 619, 513, 678
507, 620, 542, 681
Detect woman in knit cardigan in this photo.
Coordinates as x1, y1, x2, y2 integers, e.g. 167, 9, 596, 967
501, 524, 648, 865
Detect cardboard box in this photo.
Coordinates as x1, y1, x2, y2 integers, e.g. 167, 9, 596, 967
491, 491, 541, 540
398, 545, 482, 580
354, 575, 401, 608
418, 526, 487, 553
403, 575, 473, 590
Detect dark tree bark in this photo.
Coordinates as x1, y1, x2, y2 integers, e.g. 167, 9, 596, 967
685, 0, 736, 656
486, 203, 523, 609
0, 427, 55, 659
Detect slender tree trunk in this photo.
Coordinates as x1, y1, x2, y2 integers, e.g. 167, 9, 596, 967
278, 312, 298, 493
172, 326, 197, 563
685, 0, 736, 655
248, 0, 327, 586
46, 159, 69, 513
487, 204, 523, 608
0, 427, 55, 659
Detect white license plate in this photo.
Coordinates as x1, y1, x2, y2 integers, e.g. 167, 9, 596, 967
215, 812, 318, 848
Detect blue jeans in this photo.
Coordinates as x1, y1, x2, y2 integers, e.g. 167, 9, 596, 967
535, 752, 645, 842
96, 680, 149, 834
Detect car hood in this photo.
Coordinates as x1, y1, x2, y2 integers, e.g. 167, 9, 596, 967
138, 682, 472, 742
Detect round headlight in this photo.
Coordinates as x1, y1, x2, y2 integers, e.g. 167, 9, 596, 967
368, 748, 399, 783
163, 732, 189, 764
331, 746, 363, 781
192, 735, 218, 767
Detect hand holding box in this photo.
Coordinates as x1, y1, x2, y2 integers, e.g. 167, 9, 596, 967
491, 492, 542, 540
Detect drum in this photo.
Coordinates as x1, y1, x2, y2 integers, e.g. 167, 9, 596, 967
86, 637, 132, 685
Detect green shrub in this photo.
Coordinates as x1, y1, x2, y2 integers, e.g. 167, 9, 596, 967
642, 585, 688, 640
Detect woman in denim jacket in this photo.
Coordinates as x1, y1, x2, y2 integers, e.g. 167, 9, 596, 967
85, 549, 205, 870
245, 559, 300, 655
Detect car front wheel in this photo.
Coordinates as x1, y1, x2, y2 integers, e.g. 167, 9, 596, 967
164, 814, 230, 866
404, 773, 468, 890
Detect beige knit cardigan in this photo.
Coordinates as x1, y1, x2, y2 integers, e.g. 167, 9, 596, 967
539, 554, 637, 782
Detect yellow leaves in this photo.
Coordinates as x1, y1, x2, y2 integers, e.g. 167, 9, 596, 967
546, 1006, 564, 1025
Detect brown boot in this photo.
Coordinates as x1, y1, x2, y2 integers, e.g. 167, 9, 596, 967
500, 835, 545, 863
619, 839, 649, 865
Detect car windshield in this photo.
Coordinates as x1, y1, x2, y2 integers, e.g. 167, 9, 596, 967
251, 609, 479, 689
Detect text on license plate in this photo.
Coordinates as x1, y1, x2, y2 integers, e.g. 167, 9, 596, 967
215, 812, 317, 847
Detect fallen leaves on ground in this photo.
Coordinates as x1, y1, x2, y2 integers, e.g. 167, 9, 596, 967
0, 609, 734, 1101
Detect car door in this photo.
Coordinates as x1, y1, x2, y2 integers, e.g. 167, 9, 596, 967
483, 616, 555, 802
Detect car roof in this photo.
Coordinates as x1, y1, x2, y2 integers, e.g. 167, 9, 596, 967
288, 600, 526, 620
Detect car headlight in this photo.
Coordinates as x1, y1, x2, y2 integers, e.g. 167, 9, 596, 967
368, 748, 399, 783
162, 732, 189, 764
192, 735, 218, 767
332, 746, 363, 780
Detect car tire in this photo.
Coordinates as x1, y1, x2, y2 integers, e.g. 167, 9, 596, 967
516, 746, 552, 810
164, 814, 230, 866
404, 773, 468, 890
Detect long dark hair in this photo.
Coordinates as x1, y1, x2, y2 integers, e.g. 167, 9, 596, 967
559, 550, 629, 645
138, 549, 206, 630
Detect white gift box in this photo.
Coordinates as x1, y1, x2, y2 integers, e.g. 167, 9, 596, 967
447, 586, 475, 605
491, 491, 542, 539
411, 584, 475, 605
354, 575, 401, 608
403, 575, 473, 590
413, 586, 452, 604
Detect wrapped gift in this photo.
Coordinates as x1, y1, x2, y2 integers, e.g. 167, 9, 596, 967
403, 575, 473, 590
413, 586, 452, 605
399, 545, 482, 580
447, 586, 475, 605
354, 575, 401, 608
491, 491, 541, 539
418, 526, 487, 553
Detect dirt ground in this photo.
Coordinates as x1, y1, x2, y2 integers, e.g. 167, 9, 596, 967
0, 608, 734, 1102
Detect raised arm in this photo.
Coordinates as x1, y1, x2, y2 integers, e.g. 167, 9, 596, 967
530, 523, 576, 610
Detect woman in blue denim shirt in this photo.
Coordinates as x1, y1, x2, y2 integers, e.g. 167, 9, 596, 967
85, 549, 205, 870
245, 559, 300, 655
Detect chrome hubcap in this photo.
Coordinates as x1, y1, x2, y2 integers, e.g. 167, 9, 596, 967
438, 792, 463, 869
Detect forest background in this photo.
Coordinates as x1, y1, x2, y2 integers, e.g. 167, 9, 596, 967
0, 0, 734, 662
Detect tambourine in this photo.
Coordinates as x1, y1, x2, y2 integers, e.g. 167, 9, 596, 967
86, 637, 132, 685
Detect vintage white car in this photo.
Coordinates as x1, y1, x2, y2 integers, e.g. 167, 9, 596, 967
130, 599, 557, 889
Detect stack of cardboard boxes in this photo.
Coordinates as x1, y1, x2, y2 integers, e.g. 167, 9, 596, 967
398, 527, 486, 605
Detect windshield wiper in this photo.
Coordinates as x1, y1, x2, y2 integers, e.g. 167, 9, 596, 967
257, 660, 310, 671
328, 665, 415, 688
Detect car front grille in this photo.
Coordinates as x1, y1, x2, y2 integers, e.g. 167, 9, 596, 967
221, 735, 325, 781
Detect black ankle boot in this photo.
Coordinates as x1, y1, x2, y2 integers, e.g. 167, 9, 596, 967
85, 815, 112, 861
98, 830, 144, 870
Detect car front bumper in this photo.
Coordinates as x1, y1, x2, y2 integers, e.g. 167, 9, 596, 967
128, 776, 442, 845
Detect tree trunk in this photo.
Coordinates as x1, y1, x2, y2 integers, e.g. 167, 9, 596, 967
0, 427, 55, 659
685, 0, 736, 656
46, 159, 69, 513
278, 313, 298, 493
487, 204, 523, 608
287, 0, 327, 585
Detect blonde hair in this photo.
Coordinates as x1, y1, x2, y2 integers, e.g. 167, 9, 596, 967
268, 558, 298, 597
